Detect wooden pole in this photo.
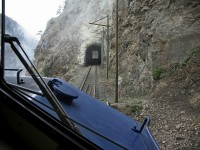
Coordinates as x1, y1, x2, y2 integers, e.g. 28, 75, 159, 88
101, 28, 104, 68
106, 15, 109, 79
115, 0, 119, 103
89, 16, 110, 78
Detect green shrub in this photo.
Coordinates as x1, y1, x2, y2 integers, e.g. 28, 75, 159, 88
152, 67, 163, 80
42, 66, 51, 77
131, 105, 143, 113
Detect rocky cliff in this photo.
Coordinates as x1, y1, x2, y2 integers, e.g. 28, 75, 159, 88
109, 0, 200, 96
108, 1, 200, 149
34, 0, 114, 80
34, 0, 200, 96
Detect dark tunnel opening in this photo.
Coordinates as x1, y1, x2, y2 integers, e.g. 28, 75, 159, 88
84, 43, 101, 66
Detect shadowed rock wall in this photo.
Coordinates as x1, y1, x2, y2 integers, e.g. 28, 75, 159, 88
109, 0, 200, 96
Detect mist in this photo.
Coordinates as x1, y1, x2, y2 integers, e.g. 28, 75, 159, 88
1, 15, 38, 76
53, 0, 115, 64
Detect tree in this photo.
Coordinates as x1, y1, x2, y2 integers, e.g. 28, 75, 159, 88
56, 5, 62, 15
36, 30, 43, 36
63, 0, 69, 9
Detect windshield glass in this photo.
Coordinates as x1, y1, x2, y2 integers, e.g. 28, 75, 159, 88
1, 0, 80, 132
3, 0, 63, 76
3, 1, 198, 149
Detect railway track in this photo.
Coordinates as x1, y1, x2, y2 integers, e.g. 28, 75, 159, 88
80, 65, 98, 98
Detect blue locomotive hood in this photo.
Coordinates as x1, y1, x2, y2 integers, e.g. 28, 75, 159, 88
32, 78, 160, 150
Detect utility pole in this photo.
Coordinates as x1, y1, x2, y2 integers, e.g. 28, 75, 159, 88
115, 0, 119, 103
89, 16, 110, 79
106, 15, 109, 79
101, 28, 104, 68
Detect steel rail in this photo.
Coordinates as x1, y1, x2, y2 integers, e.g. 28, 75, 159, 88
93, 66, 97, 97
80, 66, 98, 98
80, 66, 92, 91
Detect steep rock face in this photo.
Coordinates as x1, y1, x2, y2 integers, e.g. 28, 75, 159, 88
34, 0, 200, 96
34, 0, 114, 80
109, 0, 200, 96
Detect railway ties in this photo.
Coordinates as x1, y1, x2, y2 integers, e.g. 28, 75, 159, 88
80, 65, 99, 98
